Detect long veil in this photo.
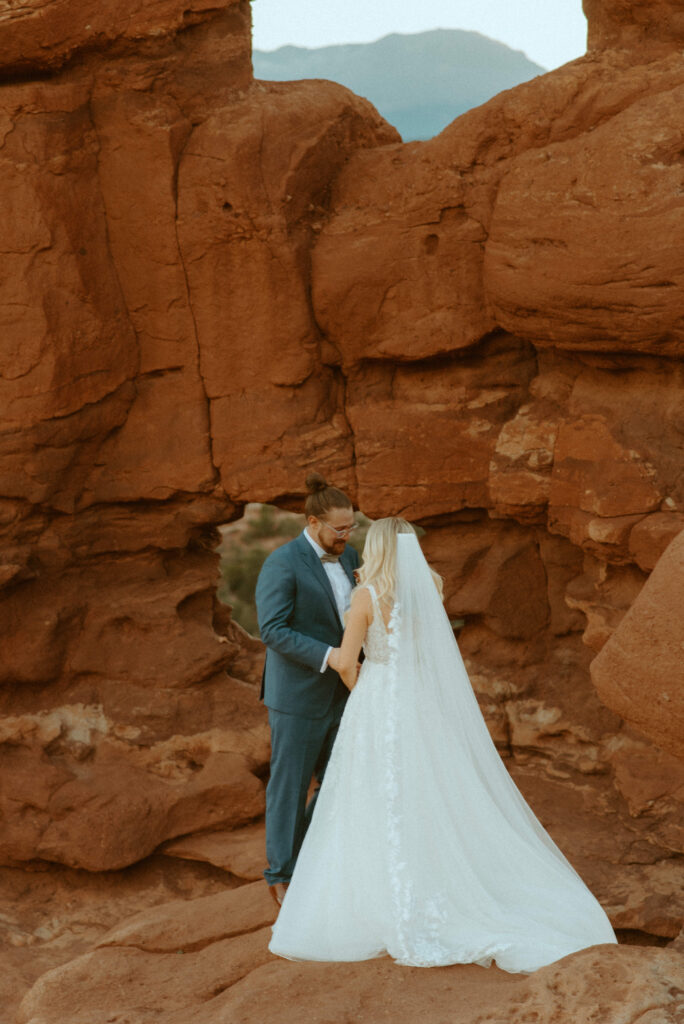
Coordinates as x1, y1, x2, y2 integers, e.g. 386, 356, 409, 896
382, 533, 615, 967
392, 531, 574, 867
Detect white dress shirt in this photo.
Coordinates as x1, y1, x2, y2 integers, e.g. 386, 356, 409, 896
303, 528, 353, 672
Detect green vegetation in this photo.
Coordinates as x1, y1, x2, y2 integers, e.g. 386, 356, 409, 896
242, 503, 303, 542
217, 544, 268, 635
217, 505, 370, 636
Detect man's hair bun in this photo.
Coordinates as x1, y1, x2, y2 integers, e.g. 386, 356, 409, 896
304, 473, 352, 518
305, 472, 329, 494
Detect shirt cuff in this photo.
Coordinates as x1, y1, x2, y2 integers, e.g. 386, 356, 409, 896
320, 646, 333, 673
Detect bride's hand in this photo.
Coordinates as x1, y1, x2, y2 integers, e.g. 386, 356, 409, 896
328, 648, 341, 672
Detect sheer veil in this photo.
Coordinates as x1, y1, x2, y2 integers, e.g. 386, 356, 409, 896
389, 534, 586, 916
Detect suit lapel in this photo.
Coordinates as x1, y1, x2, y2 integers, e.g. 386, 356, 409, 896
340, 547, 358, 589
295, 532, 343, 628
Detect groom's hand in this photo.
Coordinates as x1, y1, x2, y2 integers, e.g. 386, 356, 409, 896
327, 648, 341, 672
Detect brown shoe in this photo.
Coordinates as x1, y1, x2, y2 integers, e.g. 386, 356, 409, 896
268, 882, 289, 908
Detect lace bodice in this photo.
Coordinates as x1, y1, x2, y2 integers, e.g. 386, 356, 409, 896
362, 585, 393, 664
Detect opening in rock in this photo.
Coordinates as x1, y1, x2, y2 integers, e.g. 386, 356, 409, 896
216, 503, 370, 635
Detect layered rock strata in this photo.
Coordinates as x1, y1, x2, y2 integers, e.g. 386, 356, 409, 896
0, 0, 397, 871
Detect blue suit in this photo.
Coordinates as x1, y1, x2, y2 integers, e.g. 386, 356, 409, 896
256, 531, 360, 884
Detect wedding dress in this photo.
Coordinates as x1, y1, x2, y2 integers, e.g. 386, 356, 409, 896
269, 534, 617, 973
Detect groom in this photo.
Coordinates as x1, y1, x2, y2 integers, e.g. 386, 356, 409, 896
255, 475, 360, 907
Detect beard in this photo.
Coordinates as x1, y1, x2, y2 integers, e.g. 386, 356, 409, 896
319, 535, 347, 556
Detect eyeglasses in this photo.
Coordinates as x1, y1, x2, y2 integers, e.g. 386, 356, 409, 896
319, 520, 358, 538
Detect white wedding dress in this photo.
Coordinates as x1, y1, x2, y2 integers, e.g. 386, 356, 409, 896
269, 534, 617, 973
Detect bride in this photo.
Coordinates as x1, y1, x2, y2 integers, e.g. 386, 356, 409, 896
269, 517, 617, 973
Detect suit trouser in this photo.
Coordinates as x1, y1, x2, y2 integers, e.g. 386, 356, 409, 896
264, 697, 346, 886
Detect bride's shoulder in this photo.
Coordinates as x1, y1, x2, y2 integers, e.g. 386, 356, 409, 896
350, 585, 374, 613
342, 585, 373, 629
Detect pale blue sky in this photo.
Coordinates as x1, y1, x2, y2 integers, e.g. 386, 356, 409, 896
251, 0, 588, 70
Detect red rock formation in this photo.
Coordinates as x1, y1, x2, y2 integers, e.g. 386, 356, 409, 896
14, 881, 684, 1024
0, 0, 249, 73
1, 0, 684, 1015
584, 0, 684, 57
592, 530, 684, 759
0, 854, 241, 1023
0, 0, 396, 872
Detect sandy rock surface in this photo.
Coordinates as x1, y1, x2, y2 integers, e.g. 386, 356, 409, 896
584, 0, 684, 57
0, 676, 269, 871
161, 822, 267, 881
15, 881, 684, 1024
0, 855, 238, 1024
0, 0, 246, 73
592, 530, 684, 759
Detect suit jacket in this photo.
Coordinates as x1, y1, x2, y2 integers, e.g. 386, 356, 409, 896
255, 531, 360, 718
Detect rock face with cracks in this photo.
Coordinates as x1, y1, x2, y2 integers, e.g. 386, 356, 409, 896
1, 0, 684, 1019
0, 0, 396, 874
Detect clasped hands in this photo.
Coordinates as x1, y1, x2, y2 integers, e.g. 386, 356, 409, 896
328, 648, 362, 690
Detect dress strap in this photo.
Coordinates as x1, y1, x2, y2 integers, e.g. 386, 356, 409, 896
365, 584, 387, 631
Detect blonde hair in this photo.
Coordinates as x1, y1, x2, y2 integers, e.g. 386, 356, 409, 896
356, 517, 443, 606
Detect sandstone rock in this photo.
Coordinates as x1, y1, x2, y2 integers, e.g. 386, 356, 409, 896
347, 334, 537, 521
1, 745, 264, 872
161, 822, 266, 881
421, 517, 550, 640
488, 403, 559, 521
0, 0, 248, 74
549, 360, 684, 545
0, 98, 139, 511
0, 681, 269, 870
0, 548, 232, 694
176, 79, 398, 504
537, 533, 586, 636
565, 558, 647, 653
0, 855, 237, 1024
551, 416, 660, 518
83, 373, 216, 504
16, 880, 684, 1024
609, 741, 684, 823
629, 512, 684, 571
312, 148, 494, 367
591, 530, 684, 758
485, 82, 684, 357
473, 945, 684, 1024
17, 883, 277, 1024
96, 878, 274, 952
602, 861, 684, 939
584, 0, 684, 58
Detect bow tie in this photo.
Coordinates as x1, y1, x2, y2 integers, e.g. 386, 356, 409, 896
320, 553, 340, 564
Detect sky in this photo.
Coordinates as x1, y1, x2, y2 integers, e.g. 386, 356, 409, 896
251, 0, 589, 71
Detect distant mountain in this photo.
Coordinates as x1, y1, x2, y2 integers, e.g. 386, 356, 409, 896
253, 29, 545, 142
